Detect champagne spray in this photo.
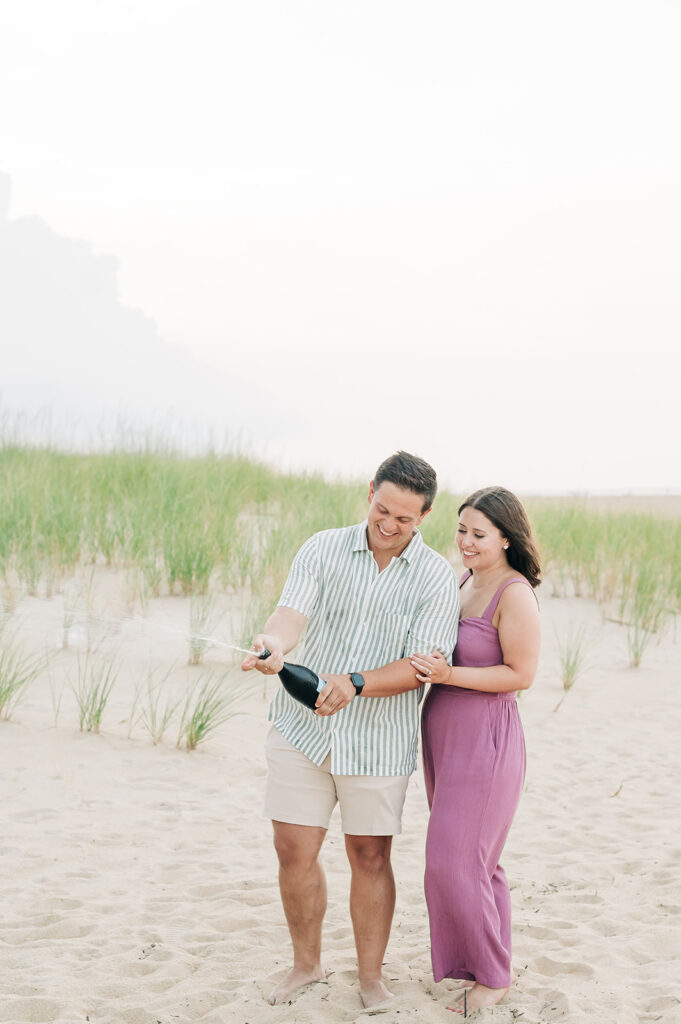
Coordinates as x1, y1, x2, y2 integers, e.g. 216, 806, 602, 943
187, 637, 324, 711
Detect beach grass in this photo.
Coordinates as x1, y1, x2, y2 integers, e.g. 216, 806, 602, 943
48, 667, 65, 727
70, 653, 119, 733
188, 594, 223, 665
1, 442, 679, 673
555, 622, 590, 690
177, 669, 253, 750
137, 666, 182, 745
0, 636, 48, 721
553, 623, 590, 711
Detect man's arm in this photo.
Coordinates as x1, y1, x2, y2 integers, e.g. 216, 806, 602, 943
313, 658, 422, 716
240, 606, 308, 675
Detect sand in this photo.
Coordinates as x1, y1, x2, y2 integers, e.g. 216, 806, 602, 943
2, 577, 680, 1024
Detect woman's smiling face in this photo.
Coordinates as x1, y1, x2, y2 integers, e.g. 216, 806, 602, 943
456, 506, 508, 571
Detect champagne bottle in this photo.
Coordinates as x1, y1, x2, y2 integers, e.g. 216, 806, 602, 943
254, 647, 324, 710
277, 661, 325, 710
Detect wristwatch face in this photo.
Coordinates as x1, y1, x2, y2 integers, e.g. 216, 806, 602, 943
350, 673, 365, 694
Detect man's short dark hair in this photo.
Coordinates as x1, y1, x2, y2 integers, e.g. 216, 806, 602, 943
373, 451, 437, 513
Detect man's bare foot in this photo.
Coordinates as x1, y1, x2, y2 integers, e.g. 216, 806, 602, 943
447, 982, 510, 1014
267, 964, 325, 1005
359, 978, 394, 1010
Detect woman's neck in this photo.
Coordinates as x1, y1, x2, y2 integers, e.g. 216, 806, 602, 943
470, 562, 510, 589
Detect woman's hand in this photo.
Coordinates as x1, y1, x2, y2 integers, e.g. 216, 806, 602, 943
410, 650, 450, 685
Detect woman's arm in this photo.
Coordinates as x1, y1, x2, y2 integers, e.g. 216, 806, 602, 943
411, 584, 540, 693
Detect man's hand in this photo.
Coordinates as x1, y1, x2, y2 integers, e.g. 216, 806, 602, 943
241, 634, 285, 675
315, 674, 356, 716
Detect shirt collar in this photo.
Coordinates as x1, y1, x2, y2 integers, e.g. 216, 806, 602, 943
353, 520, 424, 564
352, 521, 371, 552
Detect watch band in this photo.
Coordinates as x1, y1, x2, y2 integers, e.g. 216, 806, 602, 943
349, 672, 365, 696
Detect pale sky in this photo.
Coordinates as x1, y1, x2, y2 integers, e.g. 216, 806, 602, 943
1, 0, 680, 492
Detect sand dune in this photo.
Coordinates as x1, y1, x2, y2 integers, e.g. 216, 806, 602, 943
2, 582, 680, 1023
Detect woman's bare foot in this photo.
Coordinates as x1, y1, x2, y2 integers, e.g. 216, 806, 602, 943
359, 978, 394, 1010
447, 982, 510, 1014
449, 972, 516, 993
267, 964, 325, 1005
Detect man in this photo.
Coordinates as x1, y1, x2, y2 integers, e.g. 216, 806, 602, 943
241, 451, 459, 1010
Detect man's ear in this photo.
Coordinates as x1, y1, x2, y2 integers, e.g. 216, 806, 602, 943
368, 481, 375, 504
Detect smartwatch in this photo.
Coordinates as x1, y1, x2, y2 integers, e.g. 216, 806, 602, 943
350, 673, 365, 696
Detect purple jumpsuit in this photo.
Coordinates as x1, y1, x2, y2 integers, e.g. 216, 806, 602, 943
421, 573, 531, 988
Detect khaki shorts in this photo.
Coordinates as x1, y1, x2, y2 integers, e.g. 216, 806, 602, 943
264, 726, 410, 836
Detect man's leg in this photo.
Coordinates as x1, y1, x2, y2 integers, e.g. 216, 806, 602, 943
345, 834, 395, 1009
268, 820, 328, 1005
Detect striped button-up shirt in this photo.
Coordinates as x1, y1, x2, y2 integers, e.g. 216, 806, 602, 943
267, 520, 459, 775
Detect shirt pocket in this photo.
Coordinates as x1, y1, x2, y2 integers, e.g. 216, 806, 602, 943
370, 610, 411, 664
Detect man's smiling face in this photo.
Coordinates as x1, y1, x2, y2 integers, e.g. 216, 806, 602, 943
366, 481, 429, 559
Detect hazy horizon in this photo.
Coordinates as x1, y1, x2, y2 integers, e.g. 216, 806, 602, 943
2, 1, 680, 494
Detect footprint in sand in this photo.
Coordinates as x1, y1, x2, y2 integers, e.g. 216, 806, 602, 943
532, 955, 595, 979
129, 960, 165, 977
41, 919, 95, 939
649, 868, 674, 884
522, 924, 580, 947
8, 808, 60, 822
206, 912, 260, 935
138, 942, 173, 961
179, 930, 217, 945
642, 994, 681, 1015
572, 892, 604, 905
0, 997, 63, 1023
186, 882, 230, 898
100, 1006, 166, 1024
537, 989, 571, 1018
590, 916, 621, 936
232, 889, 276, 907
32, 896, 82, 913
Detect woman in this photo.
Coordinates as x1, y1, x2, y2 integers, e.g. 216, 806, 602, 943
412, 486, 541, 1015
